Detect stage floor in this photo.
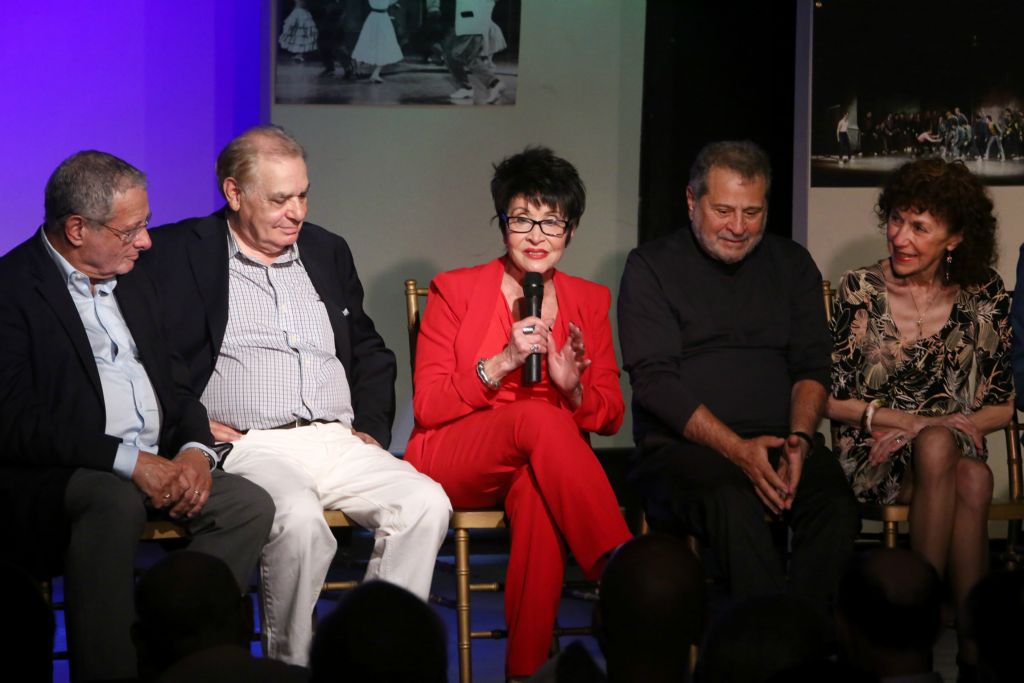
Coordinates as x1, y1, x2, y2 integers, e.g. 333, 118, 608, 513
812, 153, 1024, 187
274, 56, 519, 107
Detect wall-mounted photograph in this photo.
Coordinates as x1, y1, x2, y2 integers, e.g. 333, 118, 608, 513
275, 0, 520, 106
811, 0, 1024, 187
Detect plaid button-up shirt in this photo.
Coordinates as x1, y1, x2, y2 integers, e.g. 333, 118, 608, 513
201, 230, 354, 431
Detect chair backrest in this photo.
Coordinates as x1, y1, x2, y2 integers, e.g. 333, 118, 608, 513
823, 281, 840, 449
821, 280, 1023, 502
404, 279, 430, 378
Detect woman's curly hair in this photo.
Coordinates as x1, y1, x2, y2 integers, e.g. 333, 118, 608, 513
875, 158, 997, 287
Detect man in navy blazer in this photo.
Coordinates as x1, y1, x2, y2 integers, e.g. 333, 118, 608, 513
0, 151, 274, 682
141, 125, 450, 666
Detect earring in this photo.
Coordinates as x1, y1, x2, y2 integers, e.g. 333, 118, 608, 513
945, 251, 953, 284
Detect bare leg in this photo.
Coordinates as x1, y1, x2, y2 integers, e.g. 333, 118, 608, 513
947, 457, 993, 665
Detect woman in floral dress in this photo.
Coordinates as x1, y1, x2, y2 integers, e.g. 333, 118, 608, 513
829, 158, 1013, 677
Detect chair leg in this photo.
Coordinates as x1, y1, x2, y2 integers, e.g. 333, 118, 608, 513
883, 521, 898, 548
1006, 519, 1022, 570
549, 633, 561, 657
455, 527, 473, 683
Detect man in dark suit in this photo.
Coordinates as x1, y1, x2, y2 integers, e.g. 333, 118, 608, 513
0, 151, 275, 682
141, 125, 450, 666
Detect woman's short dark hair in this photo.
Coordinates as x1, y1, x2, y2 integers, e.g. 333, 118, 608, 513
490, 147, 586, 238
875, 159, 997, 287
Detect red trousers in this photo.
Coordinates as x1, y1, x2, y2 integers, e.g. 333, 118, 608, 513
407, 400, 632, 677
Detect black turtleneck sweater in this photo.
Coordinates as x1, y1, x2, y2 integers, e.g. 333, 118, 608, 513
617, 228, 830, 447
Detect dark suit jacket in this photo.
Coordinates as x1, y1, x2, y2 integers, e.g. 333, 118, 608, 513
0, 231, 215, 577
142, 210, 397, 448
1011, 244, 1024, 412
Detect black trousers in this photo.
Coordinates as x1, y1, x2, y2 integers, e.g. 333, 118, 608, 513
63, 468, 274, 682
630, 438, 860, 613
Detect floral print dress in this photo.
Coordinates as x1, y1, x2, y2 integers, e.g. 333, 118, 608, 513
830, 262, 1013, 503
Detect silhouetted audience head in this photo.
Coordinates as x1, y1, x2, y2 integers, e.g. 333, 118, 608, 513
309, 580, 447, 683
966, 568, 1024, 683
764, 659, 877, 683
133, 552, 251, 681
696, 594, 829, 683
836, 548, 942, 679
0, 561, 54, 682
596, 533, 705, 682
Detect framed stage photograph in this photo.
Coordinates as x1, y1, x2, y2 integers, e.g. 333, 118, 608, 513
811, 0, 1024, 187
274, 0, 520, 106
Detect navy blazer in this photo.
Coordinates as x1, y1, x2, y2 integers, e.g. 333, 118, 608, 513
1013, 244, 1024, 412
0, 232, 214, 576
142, 211, 397, 448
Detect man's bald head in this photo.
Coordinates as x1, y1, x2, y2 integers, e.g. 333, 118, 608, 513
216, 125, 306, 197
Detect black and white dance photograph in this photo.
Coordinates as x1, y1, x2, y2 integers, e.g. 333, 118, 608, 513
275, 0, 520, 106
811, 0, 1024, 187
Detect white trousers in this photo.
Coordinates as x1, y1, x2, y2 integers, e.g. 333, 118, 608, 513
223, 422, 452, 666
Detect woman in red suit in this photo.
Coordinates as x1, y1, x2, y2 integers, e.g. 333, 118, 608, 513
405, 147, 632, 680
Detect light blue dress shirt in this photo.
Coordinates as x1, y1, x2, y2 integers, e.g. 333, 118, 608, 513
42, 230, 213, 478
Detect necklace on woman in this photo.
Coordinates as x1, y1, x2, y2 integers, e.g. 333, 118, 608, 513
906, 280, 938, 339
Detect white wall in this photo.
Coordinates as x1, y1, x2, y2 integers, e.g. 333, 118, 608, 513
273, 0, 646, 450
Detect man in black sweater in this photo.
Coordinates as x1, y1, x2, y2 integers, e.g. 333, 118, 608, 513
618, 140, 858, 612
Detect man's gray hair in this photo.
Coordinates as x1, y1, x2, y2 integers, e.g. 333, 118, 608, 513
216, 125, 306, 198
43, 151, 147, 234
687, 140, 772, 201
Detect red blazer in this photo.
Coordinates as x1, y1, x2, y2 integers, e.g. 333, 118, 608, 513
406, 258, 624, 461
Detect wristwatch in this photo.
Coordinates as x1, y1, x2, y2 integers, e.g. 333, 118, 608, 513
790, 431, 815, 453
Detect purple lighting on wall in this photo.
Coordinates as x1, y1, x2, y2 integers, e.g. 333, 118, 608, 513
0, 1, 270, 256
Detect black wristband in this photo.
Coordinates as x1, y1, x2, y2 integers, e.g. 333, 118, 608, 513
790, 431, 815, 451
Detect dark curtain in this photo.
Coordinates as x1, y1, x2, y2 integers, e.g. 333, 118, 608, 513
639, 0, 798, 244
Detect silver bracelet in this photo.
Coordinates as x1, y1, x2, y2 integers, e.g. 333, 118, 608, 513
476, 358, 501, 390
